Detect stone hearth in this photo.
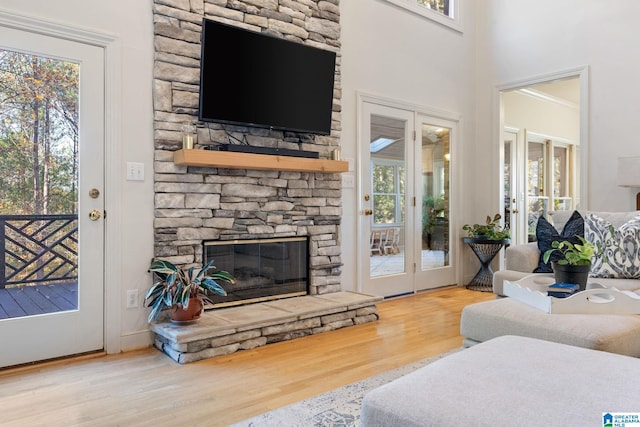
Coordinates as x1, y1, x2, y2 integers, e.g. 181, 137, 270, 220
151, 291, 382, 364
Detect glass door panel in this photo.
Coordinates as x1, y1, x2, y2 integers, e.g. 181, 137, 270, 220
415, 115, 457, 290
420, 124, 449, 270
527, 140, 547, 241
370, 115, 407, 278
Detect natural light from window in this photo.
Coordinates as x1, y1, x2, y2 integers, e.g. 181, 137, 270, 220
384, 0, 461, 32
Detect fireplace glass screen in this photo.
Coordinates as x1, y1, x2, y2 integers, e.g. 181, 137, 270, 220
203, 237, 309, 308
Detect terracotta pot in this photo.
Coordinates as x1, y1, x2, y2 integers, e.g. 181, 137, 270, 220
552, 261, 591, 291
170, 297, 204, 323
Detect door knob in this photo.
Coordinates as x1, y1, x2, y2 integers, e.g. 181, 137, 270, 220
89, 209, 101, 221
364, 209, 373, 216
513, 209, 519, 214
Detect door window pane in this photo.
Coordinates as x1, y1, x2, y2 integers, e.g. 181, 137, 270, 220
553, 146, 571, 211
370, 115, 406, 278
421, 124, 449, 269
0, 48, 79, 318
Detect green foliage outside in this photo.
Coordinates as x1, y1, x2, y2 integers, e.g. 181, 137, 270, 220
373, 163, 405, 225
0, 49, 79, 215
417, 0, 450, 16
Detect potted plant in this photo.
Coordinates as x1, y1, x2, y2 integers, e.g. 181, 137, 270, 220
144, 259, 235, 323
542, 236, 597, 291
462, 213, 510, 242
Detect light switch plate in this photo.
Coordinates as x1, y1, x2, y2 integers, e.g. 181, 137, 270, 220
126, 162, 144, 181
342, 174, 355, 188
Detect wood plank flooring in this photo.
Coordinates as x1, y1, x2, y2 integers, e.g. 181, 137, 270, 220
0, 286, 493, 427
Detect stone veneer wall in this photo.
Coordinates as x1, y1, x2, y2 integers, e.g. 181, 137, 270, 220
152, 0, 343, 295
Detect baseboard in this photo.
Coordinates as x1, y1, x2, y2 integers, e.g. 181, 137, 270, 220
119, 329, 154, 352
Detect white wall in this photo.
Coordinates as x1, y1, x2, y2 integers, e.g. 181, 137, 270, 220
0, 1, 155, 350
339, 1, 478, 291
475, 0, 640, 213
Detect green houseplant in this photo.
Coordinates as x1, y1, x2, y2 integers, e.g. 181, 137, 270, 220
462, 213, 510, 241
542, 236, 596, 266
144, 259, 235, 323
542, 236, 598, 291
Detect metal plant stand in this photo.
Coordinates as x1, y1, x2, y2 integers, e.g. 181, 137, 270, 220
463, 237, 509, 292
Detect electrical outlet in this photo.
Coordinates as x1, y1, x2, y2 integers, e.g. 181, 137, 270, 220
126, 289, 139, 309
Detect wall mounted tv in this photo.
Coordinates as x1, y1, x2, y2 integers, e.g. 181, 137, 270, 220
198, 19, 337, 135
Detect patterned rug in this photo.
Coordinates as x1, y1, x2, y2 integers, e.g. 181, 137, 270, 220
231, 348, 462, 427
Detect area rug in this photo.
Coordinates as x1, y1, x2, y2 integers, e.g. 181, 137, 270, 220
231, 347, 462, 427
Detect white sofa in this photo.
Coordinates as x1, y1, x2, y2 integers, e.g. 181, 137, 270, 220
492, 210, 640, 296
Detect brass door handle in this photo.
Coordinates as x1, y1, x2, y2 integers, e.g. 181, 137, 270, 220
513, 209, 519, 214
364, 209, 373, 216
89, 209, 101, 221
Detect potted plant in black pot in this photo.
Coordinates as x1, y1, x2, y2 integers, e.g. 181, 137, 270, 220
144, 259, 235, 323
462, 214, 510, 291
542, 236, 597, 291
462, 213, 510, 243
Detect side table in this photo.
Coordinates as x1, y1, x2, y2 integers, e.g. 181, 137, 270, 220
463, 237, 509, 291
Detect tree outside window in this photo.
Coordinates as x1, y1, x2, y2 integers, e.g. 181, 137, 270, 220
0, 49, 78, 215
417, 0, 450, 17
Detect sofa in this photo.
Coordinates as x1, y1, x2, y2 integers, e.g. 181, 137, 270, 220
460, 210, 640, 355
492, 210, 640, 296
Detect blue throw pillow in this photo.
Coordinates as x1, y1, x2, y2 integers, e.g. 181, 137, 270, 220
533, 211, 584, 273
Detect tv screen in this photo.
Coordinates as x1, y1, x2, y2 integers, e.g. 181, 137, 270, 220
199, 19, 337, 135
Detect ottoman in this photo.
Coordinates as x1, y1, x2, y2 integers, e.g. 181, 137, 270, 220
460, 298, 640, 357
361, 335, 640, 427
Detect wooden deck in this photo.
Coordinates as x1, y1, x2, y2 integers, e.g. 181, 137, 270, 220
0, 282, 77, 319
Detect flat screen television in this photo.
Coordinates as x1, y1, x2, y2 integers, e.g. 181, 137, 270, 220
198, 19, 337, 135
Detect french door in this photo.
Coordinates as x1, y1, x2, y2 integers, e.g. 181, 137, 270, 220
0, 25, 105, 367
360, 98, 457, 297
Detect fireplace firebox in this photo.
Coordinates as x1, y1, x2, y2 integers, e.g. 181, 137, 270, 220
203, 237, 309, 308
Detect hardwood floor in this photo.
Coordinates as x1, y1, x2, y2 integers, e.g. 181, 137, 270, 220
0, 286, 493, 427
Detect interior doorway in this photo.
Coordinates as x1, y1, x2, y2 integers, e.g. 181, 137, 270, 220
499, 71, 586, 246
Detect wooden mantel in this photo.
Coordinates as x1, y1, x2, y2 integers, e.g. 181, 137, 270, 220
173, 149, 348, 173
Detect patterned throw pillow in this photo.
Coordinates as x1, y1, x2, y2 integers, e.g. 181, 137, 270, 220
534, 210, 584, 273
584, 213, 640, 278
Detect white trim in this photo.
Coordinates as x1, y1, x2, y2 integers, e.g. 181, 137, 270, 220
526, 131, 573, 146
358, 92, 462, 123
0, 8, 123, 354
382, 0, 463, 33
517, 88, 579, 110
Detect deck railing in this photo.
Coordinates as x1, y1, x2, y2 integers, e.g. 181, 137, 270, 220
0, 214, 78, 289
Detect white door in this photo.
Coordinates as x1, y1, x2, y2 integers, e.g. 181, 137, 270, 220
502, 128, 527, 245
414, 115, 457, 290
0, 25, 104, 367
360, 102, 415, 297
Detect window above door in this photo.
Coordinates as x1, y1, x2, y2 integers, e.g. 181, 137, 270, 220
383, 0, 462, 32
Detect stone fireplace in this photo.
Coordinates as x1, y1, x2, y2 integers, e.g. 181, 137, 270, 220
152, 0, 344, 296
149, 0, 381, 364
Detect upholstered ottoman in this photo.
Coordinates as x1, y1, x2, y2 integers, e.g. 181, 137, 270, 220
460, 298, 640, 356
361, 335, 640, 427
